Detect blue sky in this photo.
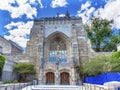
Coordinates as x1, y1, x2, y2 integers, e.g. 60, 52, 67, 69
0, 0, 120, 48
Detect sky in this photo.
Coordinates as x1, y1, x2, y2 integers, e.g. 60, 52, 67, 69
0, 0, 120, 49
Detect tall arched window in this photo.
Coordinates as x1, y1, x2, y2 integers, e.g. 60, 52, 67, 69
49, 37, 67, 63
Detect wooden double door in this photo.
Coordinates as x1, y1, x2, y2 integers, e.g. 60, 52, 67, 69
46, 72, 55, 85
60, 72, 70, 85
46, 72, 70, 85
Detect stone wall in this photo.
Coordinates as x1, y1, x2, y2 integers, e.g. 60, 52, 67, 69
0, 36, 24, 82
0, 36, 23, 55
89, 52, 113, 59
0, 36, 11, 54
1, 60, 17, 81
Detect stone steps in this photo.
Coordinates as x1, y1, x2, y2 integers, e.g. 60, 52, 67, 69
22, 85, 86, 90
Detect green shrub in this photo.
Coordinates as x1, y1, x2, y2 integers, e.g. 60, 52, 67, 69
82, 55, 111, 76
2, 81, 11, 84
14, 63, 36, 82
111, 51, 120, 59
0, 54, 6, 77
13, 80, 18, 83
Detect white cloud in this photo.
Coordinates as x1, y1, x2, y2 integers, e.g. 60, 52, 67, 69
59, 14, 65, 17
77, 0, 120, 29
38, 0, 44, 8
10, 3, 37, 19
0, 0, 15, 10
80, 1, 91, 11
0, 0, 43, 19
77, 1, 95, 24
94, 0, 120, 29
16, 0, 28, 5
29, 0, 36, 4
94, 0, 120, 20
51, 0, 68, 8
29, 0, 43, 8
114, 16, 120, 29
0, 0, 43, 48
4, 21, 34, 48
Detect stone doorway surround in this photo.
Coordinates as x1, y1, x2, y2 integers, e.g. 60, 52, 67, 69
44, 69, 73, 85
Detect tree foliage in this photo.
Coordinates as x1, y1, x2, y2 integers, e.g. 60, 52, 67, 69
110, 51, 120, 72
85, 17, 113, 52
0, 54, 6, 77
111, 51, 120, 59
14, 63, 36, 82
82, 55, 111, 76
80, 51, 120, 77
102, 35, 120, 51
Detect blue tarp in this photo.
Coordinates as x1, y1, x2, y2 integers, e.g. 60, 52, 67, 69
85, 72, 120, 85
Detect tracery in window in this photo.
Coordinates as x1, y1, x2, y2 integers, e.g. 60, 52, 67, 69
49, 37, 67, 63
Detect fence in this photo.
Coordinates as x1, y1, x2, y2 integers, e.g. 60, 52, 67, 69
0, 82, 32, 90
83, 83, 108, 90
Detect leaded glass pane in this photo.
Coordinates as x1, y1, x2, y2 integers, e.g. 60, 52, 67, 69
49, 37, 67, 63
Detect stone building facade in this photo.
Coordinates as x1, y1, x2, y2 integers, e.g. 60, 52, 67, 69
0, 36, 23, 55
0, 36, 23, 81
24, 13, 92, 85
0, 13, 113, 84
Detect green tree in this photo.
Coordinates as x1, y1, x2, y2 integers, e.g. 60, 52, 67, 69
82, 52, 120, 76
110, 51, 120, 72
14, 63, 36, 82
82, 55, 111, 76
102, 35, 120, 51
0, 54, 6, 77
85, 17, 113, 52
79, 51, 120, 77
111, 51, 120, 58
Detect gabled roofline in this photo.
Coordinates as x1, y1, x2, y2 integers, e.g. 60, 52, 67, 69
34, 16, 82, 22
0, 35, 23, 51
9, 40, 23, 51
0, 35, 9, 42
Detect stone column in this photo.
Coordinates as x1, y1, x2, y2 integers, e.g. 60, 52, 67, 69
55, 69, 60, 85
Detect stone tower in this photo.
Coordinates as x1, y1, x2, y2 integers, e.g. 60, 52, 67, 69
25, 13, 91, 85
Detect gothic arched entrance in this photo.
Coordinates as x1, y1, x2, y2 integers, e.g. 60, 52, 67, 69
60, 72, 70, 85
46, 72, 55, 84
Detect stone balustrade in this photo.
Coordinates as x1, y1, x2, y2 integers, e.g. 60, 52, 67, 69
0, 83, 32, 90
83, 83, 108, 90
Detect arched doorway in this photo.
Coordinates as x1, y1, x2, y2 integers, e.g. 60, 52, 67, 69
46, 72, 55, 85
60, 72, 70, 85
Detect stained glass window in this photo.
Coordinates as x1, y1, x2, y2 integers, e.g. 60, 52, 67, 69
49, 37, 67, 63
